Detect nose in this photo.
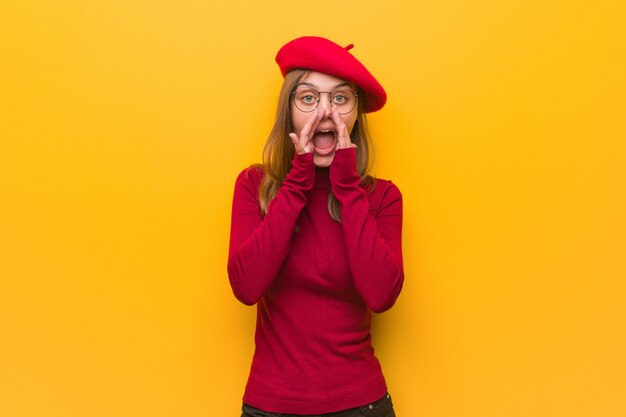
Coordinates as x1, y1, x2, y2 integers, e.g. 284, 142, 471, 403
318, 92, 333, 114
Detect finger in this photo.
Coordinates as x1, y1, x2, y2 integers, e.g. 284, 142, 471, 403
318, 107, 328, 121
331, 110, 346, 144
331, 111, 351, 149
289, 132, 305, 155
300, 109, 324, 145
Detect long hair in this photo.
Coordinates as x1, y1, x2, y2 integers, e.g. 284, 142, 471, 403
257, 69, 375, 222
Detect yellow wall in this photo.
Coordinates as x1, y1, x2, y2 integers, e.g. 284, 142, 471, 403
1, 1, 625, 416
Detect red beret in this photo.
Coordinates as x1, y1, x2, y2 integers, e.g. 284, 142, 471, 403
275, 36, 387, 113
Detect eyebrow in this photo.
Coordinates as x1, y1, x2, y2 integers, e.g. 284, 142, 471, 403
297, 82, 353, 90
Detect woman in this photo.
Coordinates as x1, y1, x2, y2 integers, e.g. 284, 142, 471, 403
228, 36, 403, 417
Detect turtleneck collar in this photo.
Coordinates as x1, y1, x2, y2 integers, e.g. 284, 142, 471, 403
313, 166, 330, 190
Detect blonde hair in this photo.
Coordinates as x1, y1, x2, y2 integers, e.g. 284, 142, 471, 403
256, 69, 375, 222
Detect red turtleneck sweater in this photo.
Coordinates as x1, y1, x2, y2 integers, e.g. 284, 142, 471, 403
227, 147, 404, 414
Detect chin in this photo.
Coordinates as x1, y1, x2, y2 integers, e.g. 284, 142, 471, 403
313, 153, 334, 167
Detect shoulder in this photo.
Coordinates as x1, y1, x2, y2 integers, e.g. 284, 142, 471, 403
235, 164, 265, 183
365, 177, 402, 213
234, 164, 265, 194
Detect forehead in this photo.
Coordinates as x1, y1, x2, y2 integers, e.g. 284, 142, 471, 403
299, 71, 355, 90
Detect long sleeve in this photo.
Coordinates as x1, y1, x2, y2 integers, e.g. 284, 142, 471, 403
329, 147, 404, 313
227, 152, 315, 305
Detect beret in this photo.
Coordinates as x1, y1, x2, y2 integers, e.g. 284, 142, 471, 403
275, 36, 387, 113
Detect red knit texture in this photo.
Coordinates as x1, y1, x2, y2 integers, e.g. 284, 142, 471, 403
227, 148, 404, 414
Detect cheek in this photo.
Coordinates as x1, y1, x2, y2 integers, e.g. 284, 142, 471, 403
342, 115, 358, 135
291, 107, 310, 134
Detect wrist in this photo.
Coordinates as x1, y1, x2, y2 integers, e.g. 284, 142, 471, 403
286, 151, 315, 190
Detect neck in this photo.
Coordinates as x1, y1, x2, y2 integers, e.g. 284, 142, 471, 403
314, 165, 330, 189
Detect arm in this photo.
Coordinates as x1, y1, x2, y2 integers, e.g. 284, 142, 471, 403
227, 152, 315, 305
329, 147, 404, 313
228, 109, 325, 305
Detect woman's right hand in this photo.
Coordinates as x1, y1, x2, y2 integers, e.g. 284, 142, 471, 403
288, 108, 326, 155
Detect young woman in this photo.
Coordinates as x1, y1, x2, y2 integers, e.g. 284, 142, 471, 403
228, 36, 403, 417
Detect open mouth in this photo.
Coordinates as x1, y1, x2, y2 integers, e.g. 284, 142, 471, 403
312, 130, 337, 155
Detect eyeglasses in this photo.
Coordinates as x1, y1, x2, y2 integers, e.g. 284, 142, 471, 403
291, 86, 358, 115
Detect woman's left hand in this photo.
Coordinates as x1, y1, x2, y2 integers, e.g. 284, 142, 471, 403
331, 110, 357, 150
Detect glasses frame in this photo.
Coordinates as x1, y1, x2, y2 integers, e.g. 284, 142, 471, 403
290, 87, 359, 115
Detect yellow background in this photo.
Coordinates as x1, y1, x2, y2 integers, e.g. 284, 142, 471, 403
1, 1, 625, 416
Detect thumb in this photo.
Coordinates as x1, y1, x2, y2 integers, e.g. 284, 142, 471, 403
289, 133, 305, 155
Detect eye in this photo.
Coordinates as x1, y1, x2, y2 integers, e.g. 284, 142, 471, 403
332, 90, 354, 106
295, 89, 318, 104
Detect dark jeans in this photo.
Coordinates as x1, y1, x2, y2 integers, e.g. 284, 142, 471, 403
240, 391, 396, 417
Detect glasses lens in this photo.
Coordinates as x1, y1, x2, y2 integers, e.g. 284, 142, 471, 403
331, 90, 357, 114
293, 88, 319, 112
